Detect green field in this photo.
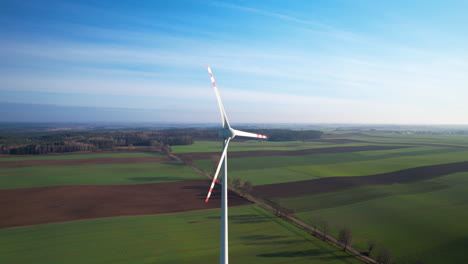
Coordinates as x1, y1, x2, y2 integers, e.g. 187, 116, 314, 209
286, 172, 468, 264
0, 205, 360, 264
171, 140, 384, 153
0, 148, 365, 264
177, 133, 468, 263
3, 132, 468, 264
330, 132, 468, 147
195, 145, 468, 186
0, 161, 204, 189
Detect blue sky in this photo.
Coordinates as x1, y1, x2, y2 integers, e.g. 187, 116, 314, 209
1, 0, 468, 124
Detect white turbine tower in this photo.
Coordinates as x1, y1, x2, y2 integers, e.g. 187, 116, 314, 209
204, 64, 268, 264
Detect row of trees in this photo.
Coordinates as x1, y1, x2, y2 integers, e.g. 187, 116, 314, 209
180, 149, 422, 264
182, 151, 424, 264
229, 191, 408, 264
231, 178, 253, 196
204, 155, 255, 195
263, 199, 295, 218
129, 128, 324, 142
308, 216, 426, 264
310, 216, 392, 263
0, 127, 325, 155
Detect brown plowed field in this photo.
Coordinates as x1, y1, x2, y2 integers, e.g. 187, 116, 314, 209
0, 157, 172, 168
253, 161, 468, 198
0, 150, 137, 158
179, 145, 410, 160
0, 180, 250, 228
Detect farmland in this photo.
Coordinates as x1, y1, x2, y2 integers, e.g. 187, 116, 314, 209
172, 139, 399, 153
0, 138, 363, 264
2, 131, 468, 263
0, 152, 165, 161
0, 161, 200, 189
0, 206, 360, 264
0, 180, 250, 228
194, 145, 468, 186
287, 172, 468, 264
177, 133, 468, 264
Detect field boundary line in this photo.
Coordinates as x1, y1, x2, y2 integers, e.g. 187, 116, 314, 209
1, 204, 253, 230
170, 153, 377, 264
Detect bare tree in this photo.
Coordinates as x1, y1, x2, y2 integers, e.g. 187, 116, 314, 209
376, 247, 393, 264
161, 144, 172, 155
368, 239, 376, 256
310, 216, 322, 235
242, 181, 253, 195
318, 218, 330, 241
181, 155, 194, 166
232, 178, 242, 190
338, 227, 353, 251
149, 140, 163, 152
269, 199, 282, 217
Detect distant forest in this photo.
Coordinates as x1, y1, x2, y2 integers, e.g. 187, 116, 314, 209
0, 128, 322, 155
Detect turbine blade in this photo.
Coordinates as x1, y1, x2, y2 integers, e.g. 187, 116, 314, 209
232, 129, 268, 139
207, 63, 231, 129
205, 138, 231, 202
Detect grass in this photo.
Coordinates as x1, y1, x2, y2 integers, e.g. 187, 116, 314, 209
329, 132, 468, 147
172, 140, 222, 153
0, 161, 204, 189
194, 146, 468, 186
285, 148, 468, 179
0, 205, 361, 264
185, 134, 468, 263
0, 152, 163, 162
281, 173, 468, 264
3, 133, 468, 264
171, 140, 387, 153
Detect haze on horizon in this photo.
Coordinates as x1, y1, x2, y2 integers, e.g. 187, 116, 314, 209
1, 0, 468, 125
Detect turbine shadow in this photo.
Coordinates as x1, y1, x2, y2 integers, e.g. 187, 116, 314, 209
241, 235, 286, 240
257, 249, 324, 258
127, 177, 184, 181
245, 239, 304, 246
206, 214, 270, 224
182, 185, 212, 190
240, 235, 304, 246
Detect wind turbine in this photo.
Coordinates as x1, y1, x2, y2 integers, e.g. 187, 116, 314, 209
204, 64, 268, 264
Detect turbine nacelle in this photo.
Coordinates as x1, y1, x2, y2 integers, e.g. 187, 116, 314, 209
218, 129, 234, 139
218, 128, 268, 140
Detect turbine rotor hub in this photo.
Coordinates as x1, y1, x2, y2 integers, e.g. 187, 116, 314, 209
218, 128, 234, 139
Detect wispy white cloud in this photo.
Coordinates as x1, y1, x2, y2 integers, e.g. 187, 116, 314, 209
211, 2, 332, 29
211, 1, 364, 43
2, 0, 468, 124
3, 35, 468, 107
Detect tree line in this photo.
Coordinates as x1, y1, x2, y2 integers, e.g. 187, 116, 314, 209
234, 190, 423, 264
308, 216, 425, 264
0, 127, 324, 155
0, 130, 193, 155
138, 128, 323, 142
183, 151, 424, 264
